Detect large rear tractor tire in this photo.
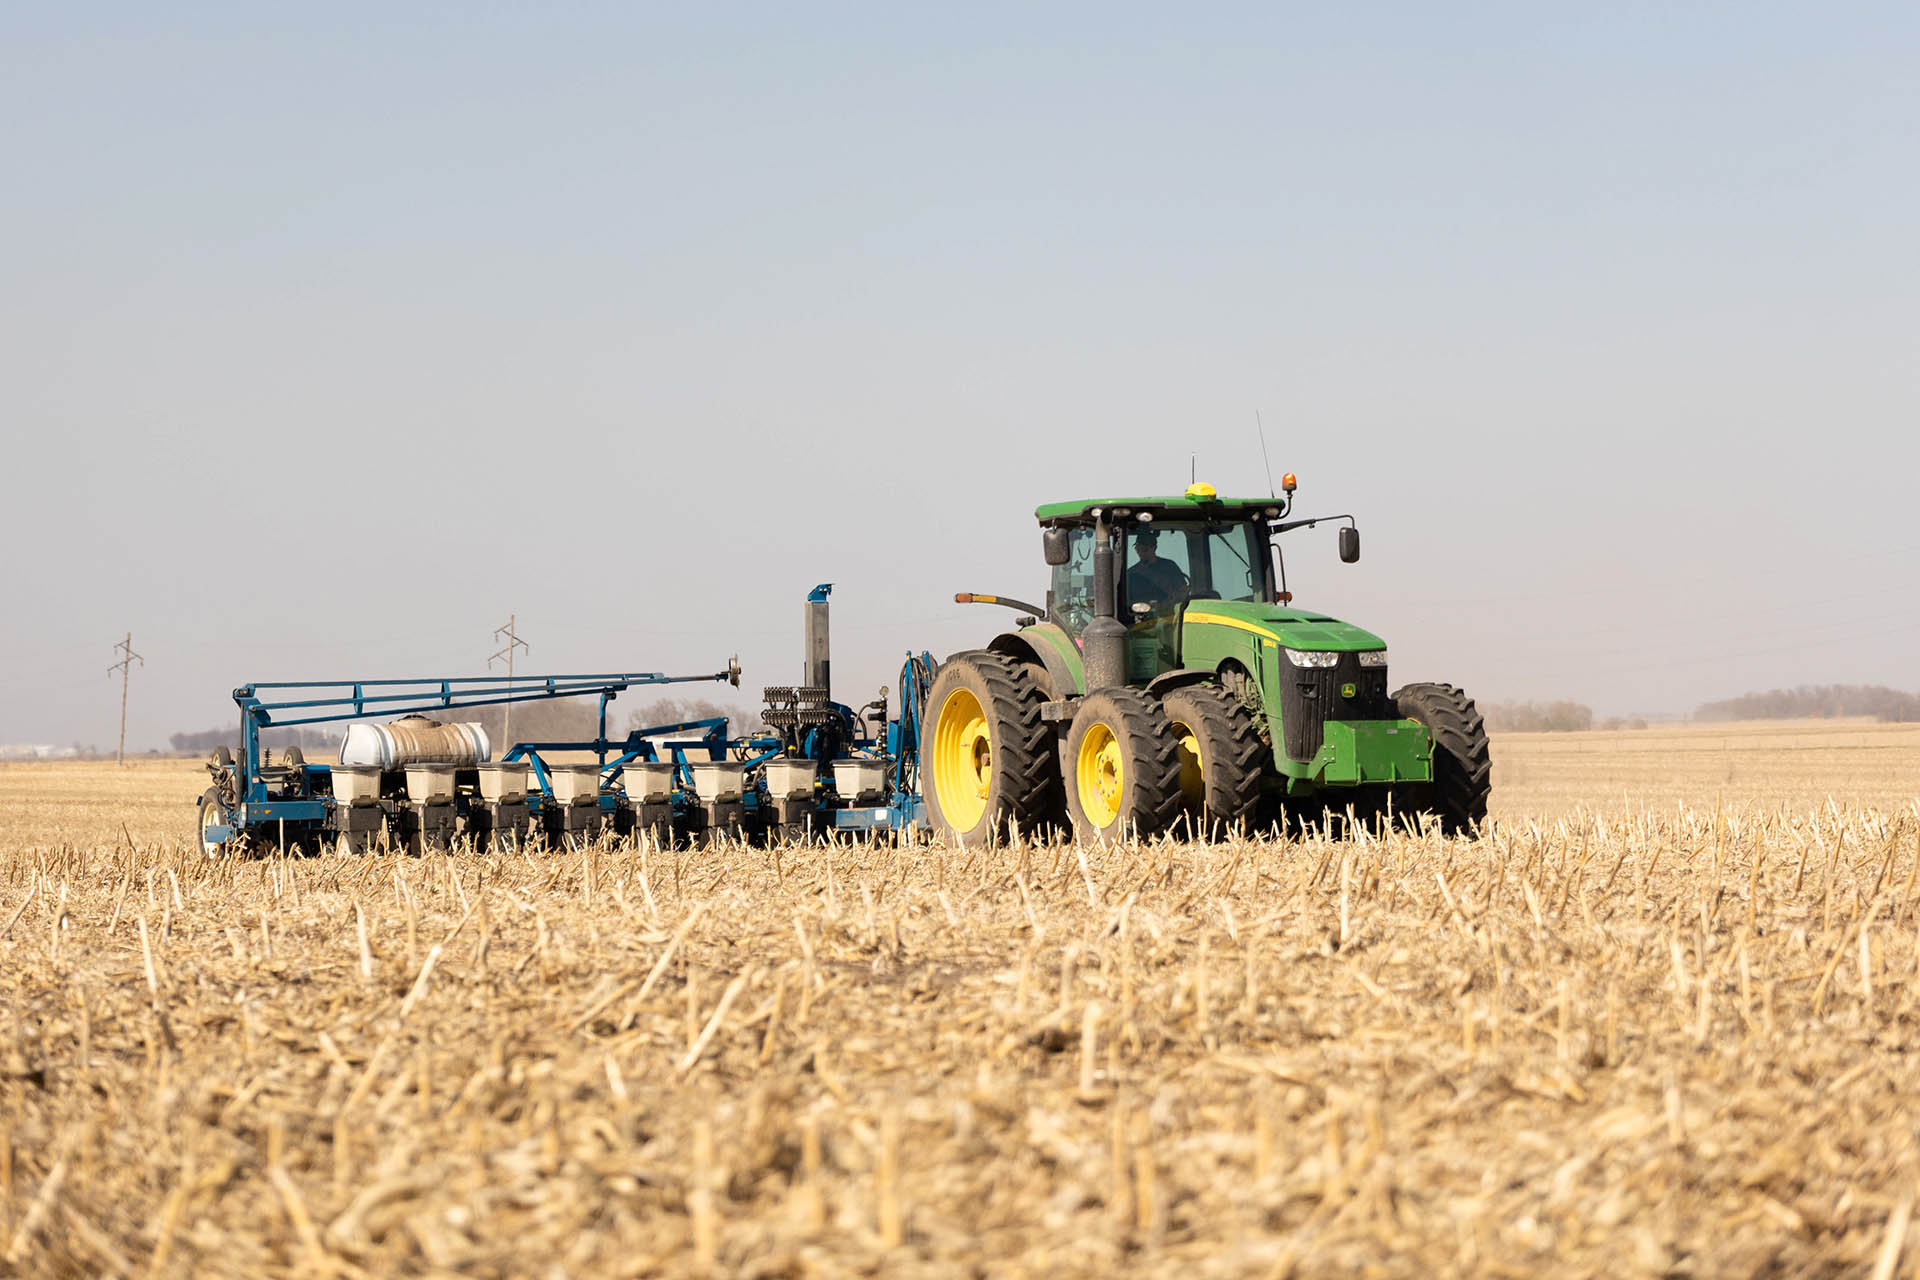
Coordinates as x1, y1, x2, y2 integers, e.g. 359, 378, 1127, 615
1161, 683, 1265, 838
1064, 688, 1184, 842
921, 652, 1059, 844
1391, 682, 1492, 835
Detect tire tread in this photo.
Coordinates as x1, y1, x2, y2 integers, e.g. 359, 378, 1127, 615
922, 651, 1060, 842
1162, 683, 1266, 837
1065, 687, 1185, 840
1391, 681, 1492, 835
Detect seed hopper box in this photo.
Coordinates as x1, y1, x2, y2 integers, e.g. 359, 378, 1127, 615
404, 765, 456, 804
832, 759, 887, 803
332, 767, 383, 807
547, 764, 603, 806
690, 761, 745, 803
623, 762, 675, 803
762, 759, 818, 800
475, 762, 530, 804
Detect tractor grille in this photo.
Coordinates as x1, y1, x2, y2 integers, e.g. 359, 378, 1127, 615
1281, 655, 1391, 761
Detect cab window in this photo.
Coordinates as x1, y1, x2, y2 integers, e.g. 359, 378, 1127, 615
1195, 521, 1265, 602
1047, 526, 1096, 637
1122, 528, 1191, 611
1120, 520, 1267, 612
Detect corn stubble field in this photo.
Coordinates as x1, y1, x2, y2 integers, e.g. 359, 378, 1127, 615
2, 721, 1919, 1278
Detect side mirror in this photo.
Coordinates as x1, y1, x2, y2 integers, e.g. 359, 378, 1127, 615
1338, 526, 1360, 564
1043, 527, 1072, 566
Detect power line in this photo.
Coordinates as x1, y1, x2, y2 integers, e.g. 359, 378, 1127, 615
106, 632, 144, 767
489, 614, 529, 746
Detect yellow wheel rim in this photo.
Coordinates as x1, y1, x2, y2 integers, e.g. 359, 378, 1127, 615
1173, 722, 1204, 808
1076, 722, 1125, 828
931, 687, 992, 830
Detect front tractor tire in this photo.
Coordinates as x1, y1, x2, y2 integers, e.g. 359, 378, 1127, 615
1161, 683, 1265, 838
921, 652, 1059, 844
1064, 688, 1184, 843
1391, 682, 1492, 835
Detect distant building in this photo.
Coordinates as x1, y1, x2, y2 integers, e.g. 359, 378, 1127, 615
0, 745, 82, 760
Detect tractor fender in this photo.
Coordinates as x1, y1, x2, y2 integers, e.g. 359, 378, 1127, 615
987, 630, 1078, 700
1144, 668, 1218, 698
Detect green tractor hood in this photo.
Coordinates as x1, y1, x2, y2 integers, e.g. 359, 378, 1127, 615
1179, 598, 1386, 653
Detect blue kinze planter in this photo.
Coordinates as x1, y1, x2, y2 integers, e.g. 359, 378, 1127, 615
196, 588, 937, 855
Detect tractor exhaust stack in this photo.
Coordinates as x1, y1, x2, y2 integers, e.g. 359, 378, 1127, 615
1082, 516, 1127, 690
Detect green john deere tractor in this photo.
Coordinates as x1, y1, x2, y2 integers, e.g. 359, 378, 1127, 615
920, 478, 1491, 842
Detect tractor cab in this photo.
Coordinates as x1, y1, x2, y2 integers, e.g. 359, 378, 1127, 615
1029, 481, 1370, 686
1041, 492, 1285, 637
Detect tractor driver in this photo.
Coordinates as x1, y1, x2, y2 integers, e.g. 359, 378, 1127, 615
1126, 528, 1188, 610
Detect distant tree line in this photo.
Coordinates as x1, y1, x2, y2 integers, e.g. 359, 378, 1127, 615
459, 698, 598, 747
168, 725, 342, 754
1478, 683, 1920, 733
459, 695, 755, 748
624, 697, 757, 735
1481, 700, 1596, 733
1693, 685, 1920, 723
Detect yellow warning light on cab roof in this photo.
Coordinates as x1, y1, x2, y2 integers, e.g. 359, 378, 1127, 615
1281, 472, 1297, 492
1185, 482, 1218, 500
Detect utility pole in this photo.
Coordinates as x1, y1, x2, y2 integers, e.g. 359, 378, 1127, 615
489, 615, 529, 747
107, 632, 144, 767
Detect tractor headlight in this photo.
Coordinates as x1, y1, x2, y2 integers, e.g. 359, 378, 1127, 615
1284, 649, 1340, 668
1357, 650, 1389, 668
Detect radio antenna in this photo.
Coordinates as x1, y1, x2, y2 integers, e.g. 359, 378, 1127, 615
1254, 410, 1276, 498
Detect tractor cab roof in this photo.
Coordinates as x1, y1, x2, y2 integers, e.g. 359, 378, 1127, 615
1034, 486, 1288, 525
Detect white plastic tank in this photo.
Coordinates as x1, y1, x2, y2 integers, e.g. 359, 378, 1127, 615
547, 764, 603, 806
332, 766, 383, 807
340, 717, 490, 770
762, 759, 817, 799
403, 765, 456, 804
475, 762, 529, 804
689, 761, 745, 803
832, 759, 887, 803
621, 762, 675, 804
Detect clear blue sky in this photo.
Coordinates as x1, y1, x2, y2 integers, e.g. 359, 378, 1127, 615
2, 3, 1916, 748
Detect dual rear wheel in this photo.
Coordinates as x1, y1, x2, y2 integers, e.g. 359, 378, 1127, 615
920, 652, 1060, 844
921, 656, 1264, 844
1160, 684, 1267, 840
1063, 688, 1184, 841
1065, 684, 1266, 841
